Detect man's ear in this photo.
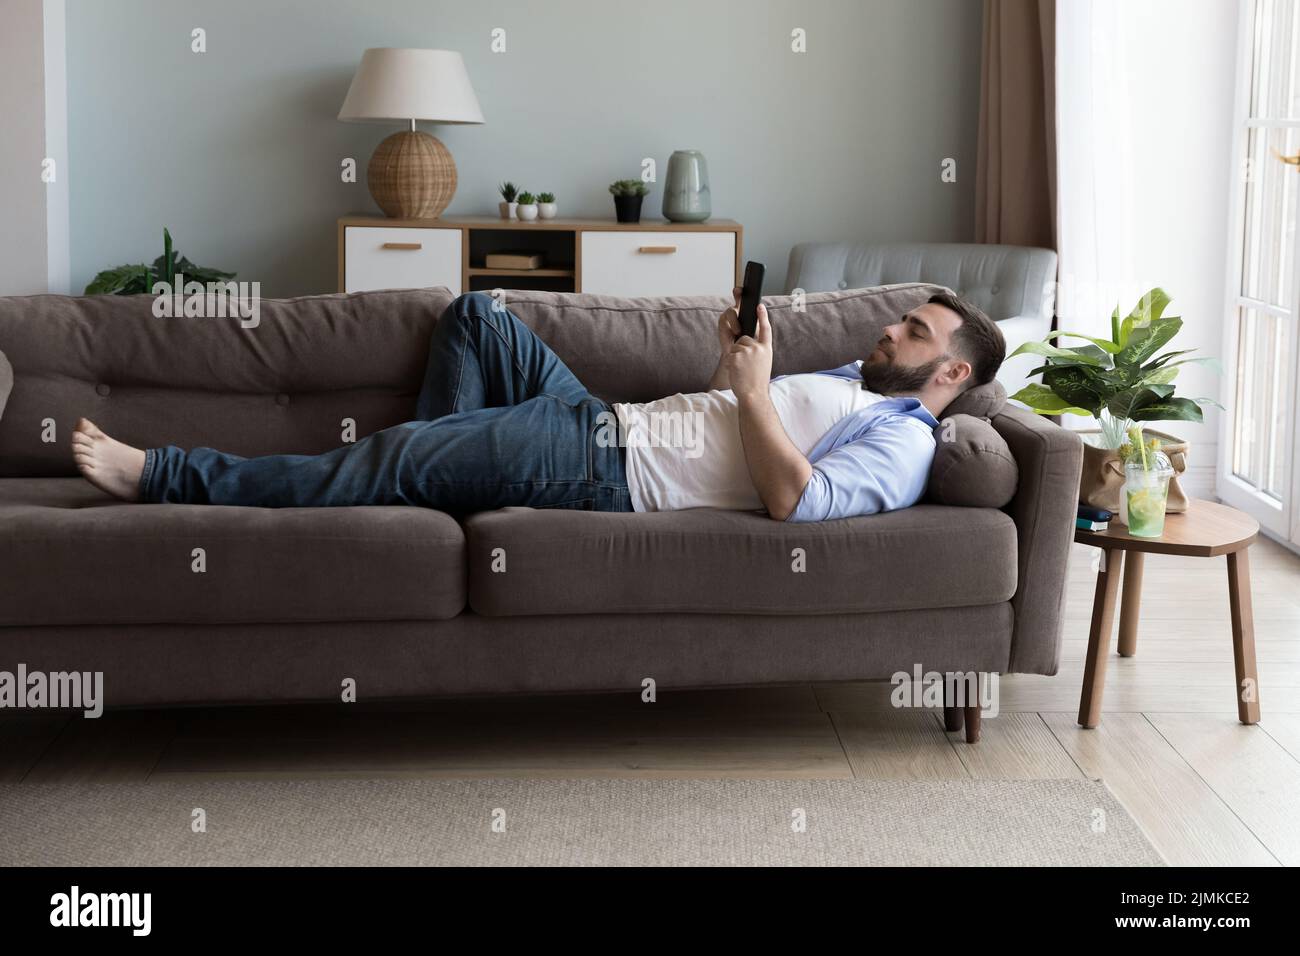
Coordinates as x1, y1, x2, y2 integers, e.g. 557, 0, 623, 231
943, 358, 973, 388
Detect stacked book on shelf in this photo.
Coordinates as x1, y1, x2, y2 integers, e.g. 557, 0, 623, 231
484, 250, 546, 270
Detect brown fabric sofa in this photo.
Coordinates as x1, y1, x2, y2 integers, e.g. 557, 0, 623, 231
0, 285, 1081, 709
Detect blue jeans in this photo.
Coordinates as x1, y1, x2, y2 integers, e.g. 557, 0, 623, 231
139, 292, 634, 513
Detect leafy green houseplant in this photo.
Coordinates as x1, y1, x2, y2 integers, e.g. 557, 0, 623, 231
1009, 287, 1219, 424
609, 179, 650, 223
1008, 288, 1221, 514
85, 228, 234, 295
1003, 286, 1216, 424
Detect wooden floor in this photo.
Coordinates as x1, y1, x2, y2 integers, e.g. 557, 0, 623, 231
3, 534, 1299, 866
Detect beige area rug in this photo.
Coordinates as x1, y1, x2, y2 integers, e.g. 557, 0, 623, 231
0, 778, 1164, 866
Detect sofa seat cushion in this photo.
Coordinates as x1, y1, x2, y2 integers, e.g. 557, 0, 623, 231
465, 504, 1017, 617
0, 478, 466, 626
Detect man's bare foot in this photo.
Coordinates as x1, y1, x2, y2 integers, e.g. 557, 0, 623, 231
72, 418, 146, 502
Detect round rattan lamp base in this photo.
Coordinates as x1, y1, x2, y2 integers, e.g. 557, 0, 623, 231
367, 130, 457, 219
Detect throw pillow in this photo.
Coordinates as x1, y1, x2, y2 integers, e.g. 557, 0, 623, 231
927, 413, 1019, 508
941, 380, 1007, 420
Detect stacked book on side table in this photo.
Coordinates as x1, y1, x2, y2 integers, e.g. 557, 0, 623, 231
1077, 504, 1112, 532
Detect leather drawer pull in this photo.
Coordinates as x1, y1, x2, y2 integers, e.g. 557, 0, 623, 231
381, 242, 423, 250
637, 245, 678, 254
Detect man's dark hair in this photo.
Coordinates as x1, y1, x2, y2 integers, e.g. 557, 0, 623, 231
929, 291, 1005, 390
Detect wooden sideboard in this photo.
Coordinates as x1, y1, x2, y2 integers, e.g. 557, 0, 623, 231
337, 215, 743, 297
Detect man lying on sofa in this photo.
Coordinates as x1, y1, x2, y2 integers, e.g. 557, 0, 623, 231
71, 288, 1004, 522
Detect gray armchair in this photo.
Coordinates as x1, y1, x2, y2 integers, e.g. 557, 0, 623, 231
785, 242, 1057, 398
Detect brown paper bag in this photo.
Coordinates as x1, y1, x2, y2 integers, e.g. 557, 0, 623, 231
1078, 429, 1189, 514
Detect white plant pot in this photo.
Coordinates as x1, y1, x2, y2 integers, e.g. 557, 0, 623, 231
499, 201, 518, 220
517, 204, 539, 222
538, 202, 557, 220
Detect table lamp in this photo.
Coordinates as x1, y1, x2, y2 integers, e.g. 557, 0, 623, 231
338, 48, 485, 219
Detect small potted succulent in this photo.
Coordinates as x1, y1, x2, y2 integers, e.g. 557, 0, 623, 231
609, 179, 650, 223
498, 182, 519, 220
537, 191, 557, 220
516, 191, 539, 222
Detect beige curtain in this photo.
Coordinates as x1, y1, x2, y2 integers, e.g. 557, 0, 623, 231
975, 0, 1057, 249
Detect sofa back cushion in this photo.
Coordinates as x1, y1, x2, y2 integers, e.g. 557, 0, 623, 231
498, 283, 944, 404
0, 289, 454, 476
0, 283, 942, 477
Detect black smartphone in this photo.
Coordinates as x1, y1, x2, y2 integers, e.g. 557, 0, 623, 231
737, 261, 765, 339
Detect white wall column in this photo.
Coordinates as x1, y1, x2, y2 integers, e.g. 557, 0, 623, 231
0, 0, 68, 295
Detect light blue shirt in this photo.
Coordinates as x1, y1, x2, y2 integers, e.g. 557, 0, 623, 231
774, 362, 941, 523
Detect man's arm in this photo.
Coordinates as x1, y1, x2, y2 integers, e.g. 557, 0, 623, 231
724, 303, 813, 520
736, 392, 813, 520
785, 421, 935, 522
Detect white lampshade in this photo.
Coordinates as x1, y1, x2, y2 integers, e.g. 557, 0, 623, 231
338, 48, 485, 124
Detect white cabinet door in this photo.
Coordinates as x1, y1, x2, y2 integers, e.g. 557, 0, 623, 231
580, 231, 734, 297
344, 227, 462, 294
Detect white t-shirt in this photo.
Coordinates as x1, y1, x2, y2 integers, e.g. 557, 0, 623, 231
613, 370, 886, 512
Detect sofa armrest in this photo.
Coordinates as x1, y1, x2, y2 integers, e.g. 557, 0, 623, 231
990, 403, 1083, 675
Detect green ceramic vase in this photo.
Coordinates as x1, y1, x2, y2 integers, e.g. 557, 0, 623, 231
662, 150, 711, 222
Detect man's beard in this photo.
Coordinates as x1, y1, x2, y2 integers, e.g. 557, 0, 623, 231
860, 356, 944, 395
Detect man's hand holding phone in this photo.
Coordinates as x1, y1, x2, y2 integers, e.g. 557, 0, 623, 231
723, 297, 772, 402
709, 264, 767, 392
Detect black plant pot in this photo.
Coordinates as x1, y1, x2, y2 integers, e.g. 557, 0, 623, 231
613, 194, 644, 223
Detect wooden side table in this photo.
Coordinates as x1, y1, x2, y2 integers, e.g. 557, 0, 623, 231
1073, 498, 1260, 728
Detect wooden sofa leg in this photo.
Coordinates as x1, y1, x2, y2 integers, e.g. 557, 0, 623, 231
943, 704, 964, 732
963, 701, 982, 744
943, 674, 964, 732
963, 672, 983, 744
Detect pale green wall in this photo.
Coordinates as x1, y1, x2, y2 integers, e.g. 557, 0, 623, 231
67, 0, 981, 296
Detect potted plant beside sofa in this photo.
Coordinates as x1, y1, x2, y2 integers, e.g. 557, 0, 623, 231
84, 228, 234, 295
1007, 287, 1220, 516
